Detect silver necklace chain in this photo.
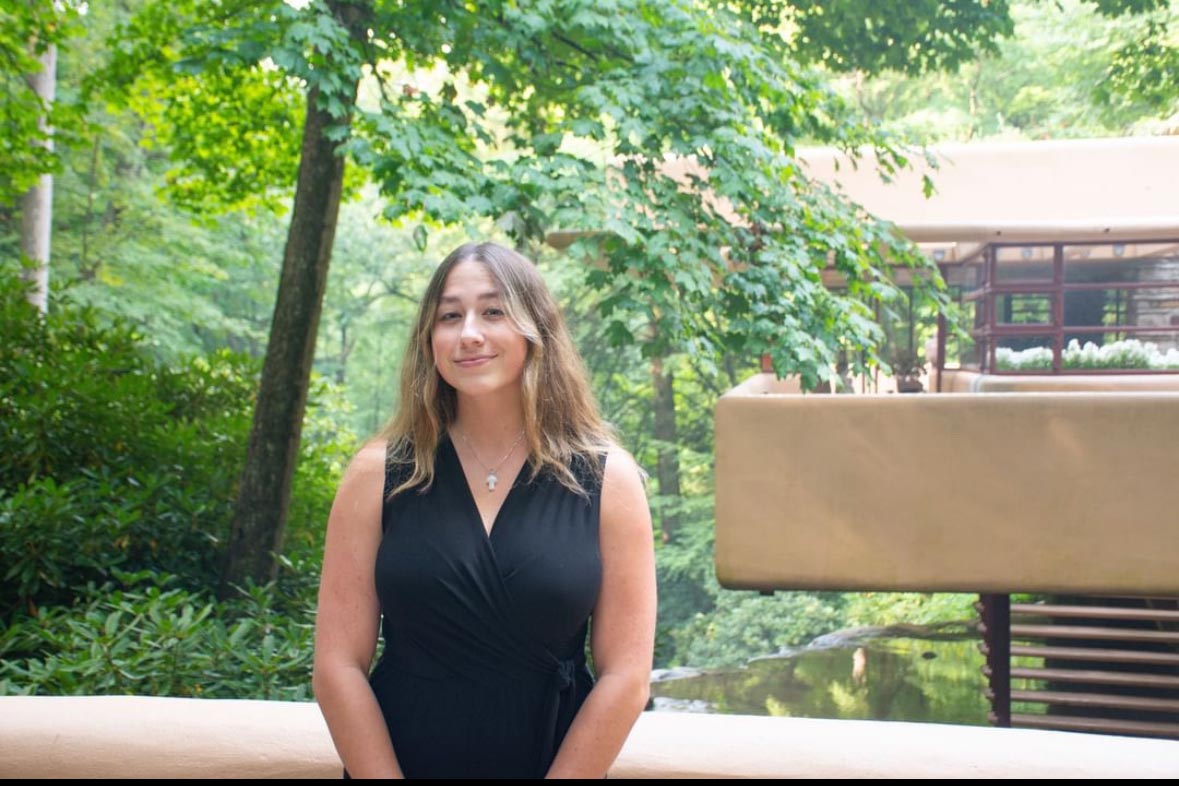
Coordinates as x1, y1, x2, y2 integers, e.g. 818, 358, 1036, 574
456, 427, 525, 492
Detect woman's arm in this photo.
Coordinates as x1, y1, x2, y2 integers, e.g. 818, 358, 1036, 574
312, 441, 404, 779
546, 447, 657, 779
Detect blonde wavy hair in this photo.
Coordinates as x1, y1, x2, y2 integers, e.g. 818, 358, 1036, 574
378, 242, 617, 497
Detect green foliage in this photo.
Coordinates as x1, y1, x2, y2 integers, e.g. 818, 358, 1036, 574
511, 1, 954, 388
94, 0, 314, 215
1097, 9, 1179, 115
0, 268, 348, 617
0, 0, 86, 203
1, 282, 160, 487
283, 373, 359, 590
1089, 0, 1170, 12
783, 0, 1015, 75
0, 266, 353, 697
842, 592, 977, 628
0, 572, 314, 700
96, 0, 955, 390
145, 68, 306, 215
0, 24, 299, 363
16, 0, 1152, 684
836, 0, 1179, 142
0, 270, 244, 612
671, 587, 847, 668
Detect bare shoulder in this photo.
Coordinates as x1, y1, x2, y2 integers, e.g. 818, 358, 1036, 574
348, 439, 388, 479
600, 446, 651, 534
340, 439, 388, 490
602, 446, 644, 489
330, 439, 388, 520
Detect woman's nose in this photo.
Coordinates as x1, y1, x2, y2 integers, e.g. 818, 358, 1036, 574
460, 312, 484, 344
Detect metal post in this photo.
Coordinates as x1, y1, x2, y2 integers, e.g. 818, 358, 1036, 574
978, 593, 1012, 727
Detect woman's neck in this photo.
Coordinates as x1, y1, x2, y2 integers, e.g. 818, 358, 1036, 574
451, 389, 527, 453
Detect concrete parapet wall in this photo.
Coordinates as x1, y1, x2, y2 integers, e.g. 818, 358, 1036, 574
2, 696, 1177, 778
0, 696, 339, 779
715, 374, 1179, 594
940, 369, 1179, 392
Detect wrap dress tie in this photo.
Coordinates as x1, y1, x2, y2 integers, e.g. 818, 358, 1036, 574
367, 437, 604, 779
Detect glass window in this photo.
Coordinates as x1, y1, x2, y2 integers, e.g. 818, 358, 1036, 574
995, 292, 1053, 325
935, 240, 1179, 374
1062, 288, 1123, 333
994, 245, 1054, 283
1063, 253, 1132, 285
947, 261, 984, 291
945, 331, 978, 369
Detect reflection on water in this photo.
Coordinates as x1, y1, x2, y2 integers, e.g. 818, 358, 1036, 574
651, 623, 989, 725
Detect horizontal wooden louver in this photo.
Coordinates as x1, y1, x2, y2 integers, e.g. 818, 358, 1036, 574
981, 597, 1179, 740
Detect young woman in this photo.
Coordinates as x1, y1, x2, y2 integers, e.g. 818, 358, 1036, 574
313, 242, 656, 778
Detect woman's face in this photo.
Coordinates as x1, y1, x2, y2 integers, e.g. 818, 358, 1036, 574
431, 259, 529, 400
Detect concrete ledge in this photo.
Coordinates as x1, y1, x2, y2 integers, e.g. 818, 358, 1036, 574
2, 696, 1178, 778
715, 374, 1179, 594
0, 696, 340, 779
612, 712, 1179, 778
941, 369, 1179, 393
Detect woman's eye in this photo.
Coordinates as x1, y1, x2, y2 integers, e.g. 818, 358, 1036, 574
485, 308, 505, 317
438, 312, 460, 322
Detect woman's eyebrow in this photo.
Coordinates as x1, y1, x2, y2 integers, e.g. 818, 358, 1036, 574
439, 291, 502, 304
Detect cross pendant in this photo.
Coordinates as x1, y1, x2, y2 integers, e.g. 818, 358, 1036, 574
486, 471, 497, 492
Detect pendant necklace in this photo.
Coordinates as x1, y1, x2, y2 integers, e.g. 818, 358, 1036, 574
456, 427, 525, 492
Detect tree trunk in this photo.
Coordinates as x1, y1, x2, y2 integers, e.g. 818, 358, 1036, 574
19, 44, 55, 313
651, 355, 682, 543
220, 76, 357, 594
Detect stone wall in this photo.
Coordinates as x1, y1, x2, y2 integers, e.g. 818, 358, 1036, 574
1130, 257, 1179, 352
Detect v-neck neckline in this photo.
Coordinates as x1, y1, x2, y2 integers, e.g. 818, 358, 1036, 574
444, 434, 527, 541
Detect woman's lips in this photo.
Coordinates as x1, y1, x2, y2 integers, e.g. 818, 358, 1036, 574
455, 355, 493, 367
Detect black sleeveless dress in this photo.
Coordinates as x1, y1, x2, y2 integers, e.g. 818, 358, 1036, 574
368, 436, 604, 779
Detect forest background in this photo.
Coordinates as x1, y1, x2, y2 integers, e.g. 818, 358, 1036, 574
2, 0, 1176, 699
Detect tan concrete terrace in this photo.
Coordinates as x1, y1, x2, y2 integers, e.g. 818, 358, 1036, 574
2, 695, 1178, 778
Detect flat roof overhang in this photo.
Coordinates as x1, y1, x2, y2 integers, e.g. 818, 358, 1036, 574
801, 136, 1179, 252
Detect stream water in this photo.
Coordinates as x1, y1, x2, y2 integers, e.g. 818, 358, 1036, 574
650, 623, 990, 725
